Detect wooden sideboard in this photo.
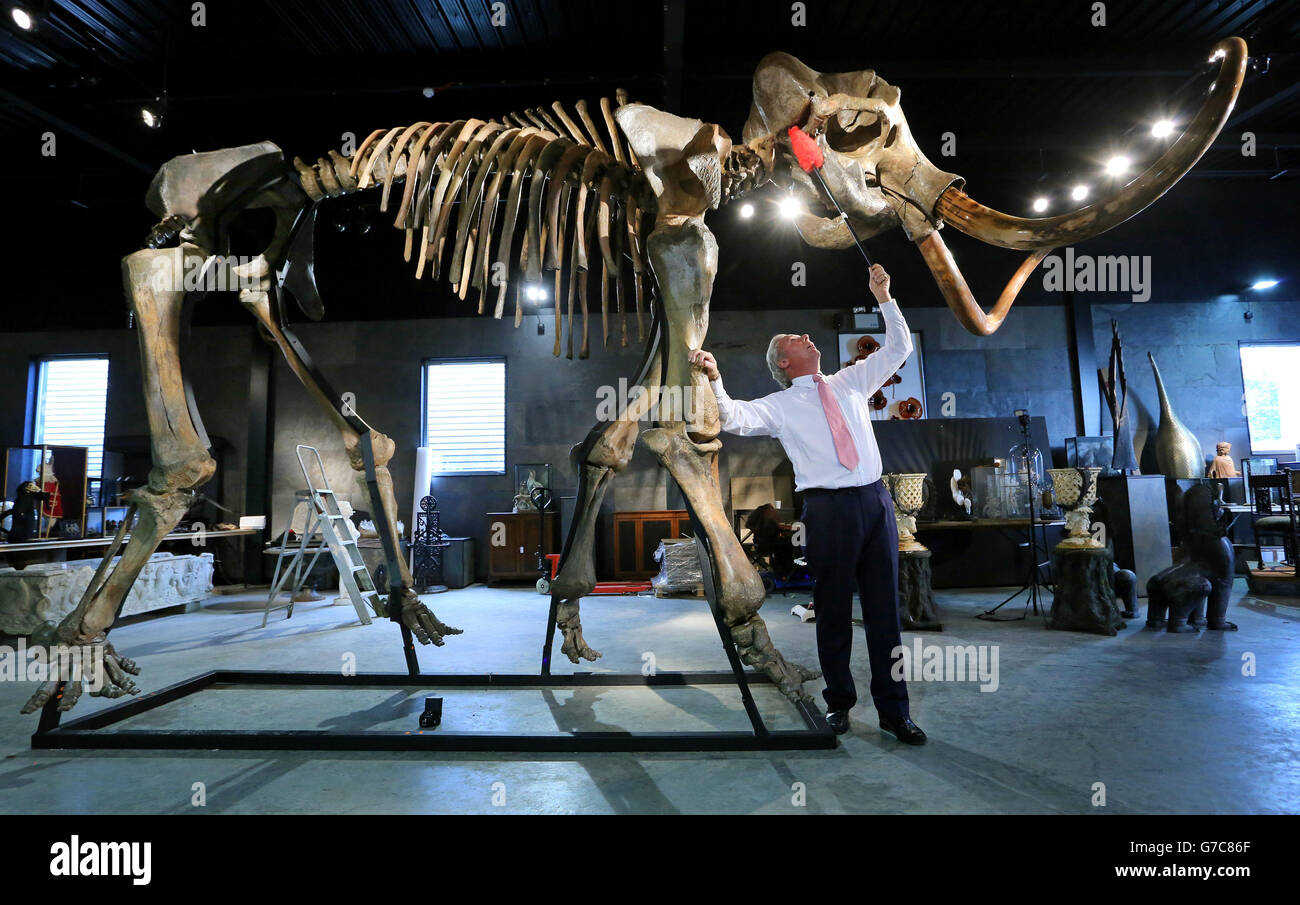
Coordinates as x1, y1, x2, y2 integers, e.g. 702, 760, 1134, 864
612, 509, 691, 580
485, 511, 558, 584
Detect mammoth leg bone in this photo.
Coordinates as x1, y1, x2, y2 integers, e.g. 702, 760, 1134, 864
547, 325, 664, 666
641, 219, 819, 704
23, 246, 217, 714
237, 256, 461, 646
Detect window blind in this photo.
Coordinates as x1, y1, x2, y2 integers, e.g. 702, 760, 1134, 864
424, 359, 506, 474
34, 357, 110, 478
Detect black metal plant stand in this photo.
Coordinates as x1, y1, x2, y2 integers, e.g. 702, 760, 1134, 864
410, 495, 450, 594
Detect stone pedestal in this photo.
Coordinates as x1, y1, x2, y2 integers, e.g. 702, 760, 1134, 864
898, 548, 942, 631
0, 552, 214, 635
1049, 546, 1125, 636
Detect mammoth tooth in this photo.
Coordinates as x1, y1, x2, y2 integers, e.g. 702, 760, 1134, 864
313, 157, 342, 196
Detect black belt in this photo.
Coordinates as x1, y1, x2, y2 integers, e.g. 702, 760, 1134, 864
804, 481, 880, 495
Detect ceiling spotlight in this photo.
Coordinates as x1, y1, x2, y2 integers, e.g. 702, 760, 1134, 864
421, 86, 436, 98
140, 105, 164, 129
1104, 155, 1130, 177
779, 196, 801, 219
739, 202, 754, 219
1031, 197, 1049, 213
1151, 119, 1174, 139
1250, 279, 1279, 291
11, 5, 33, 29
1071, 184, 1089, 202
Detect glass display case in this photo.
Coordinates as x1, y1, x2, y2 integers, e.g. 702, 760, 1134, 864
971, 449, 1057, 520
512, 463, 552, 511
1066, 436, 1116, 474
3, 445, 90, 540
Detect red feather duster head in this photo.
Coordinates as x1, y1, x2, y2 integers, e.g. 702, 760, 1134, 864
787, 126, 824, 172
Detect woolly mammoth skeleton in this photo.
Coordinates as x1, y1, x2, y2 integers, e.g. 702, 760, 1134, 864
22, 38, 1245, 715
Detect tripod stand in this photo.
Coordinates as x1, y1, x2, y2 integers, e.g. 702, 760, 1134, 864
978, 414, 1051, 621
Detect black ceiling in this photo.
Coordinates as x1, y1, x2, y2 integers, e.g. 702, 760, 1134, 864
2, 0, 1298, 332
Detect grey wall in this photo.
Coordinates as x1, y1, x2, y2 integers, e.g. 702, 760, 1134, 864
1090, 297, 1300, 473
6, 294, 1296, 581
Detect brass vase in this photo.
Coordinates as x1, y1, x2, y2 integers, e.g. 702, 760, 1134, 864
1149, 353, 1203, 478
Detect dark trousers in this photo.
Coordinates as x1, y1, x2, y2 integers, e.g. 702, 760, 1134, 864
801, 480, 909, 721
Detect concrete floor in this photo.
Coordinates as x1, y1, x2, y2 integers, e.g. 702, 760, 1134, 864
1, 580, 1297, 814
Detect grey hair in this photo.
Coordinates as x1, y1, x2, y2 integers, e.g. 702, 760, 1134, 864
766, 334, 791, 388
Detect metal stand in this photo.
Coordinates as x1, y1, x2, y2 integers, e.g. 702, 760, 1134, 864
262, 489, 330, 626
410, 495, 450, 594
979, 416, 1051, 621
31, 435, 833, 753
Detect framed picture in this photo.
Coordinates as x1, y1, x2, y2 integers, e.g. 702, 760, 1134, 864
837, 331, 927, 420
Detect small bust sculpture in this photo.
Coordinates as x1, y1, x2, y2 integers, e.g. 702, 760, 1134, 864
1208, 441, 1238, 478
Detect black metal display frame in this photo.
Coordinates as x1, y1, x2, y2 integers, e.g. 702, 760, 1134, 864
31, 285, 834, 753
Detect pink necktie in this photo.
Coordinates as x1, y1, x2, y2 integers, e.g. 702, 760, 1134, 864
813, 374, 860, 471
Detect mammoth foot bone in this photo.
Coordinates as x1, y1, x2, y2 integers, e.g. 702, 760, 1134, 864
556, 600, 603, 663
731, 615, 821, 705
396, 589, 463, 646
20, 631, 143, 715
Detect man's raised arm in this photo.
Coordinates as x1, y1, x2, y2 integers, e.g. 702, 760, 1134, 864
838, 263, 914, 395
689, 349, 783, 437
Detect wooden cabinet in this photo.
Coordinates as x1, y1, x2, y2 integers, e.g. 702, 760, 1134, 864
486, 511, 558, 584
612, 510, 691, 579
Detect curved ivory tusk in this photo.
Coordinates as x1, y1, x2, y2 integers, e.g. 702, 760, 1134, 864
916, 231, 1053, 336
934, 37, 1247, 250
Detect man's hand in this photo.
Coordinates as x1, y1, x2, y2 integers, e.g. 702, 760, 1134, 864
689, 349, 720, 381
869, 263, 892, 304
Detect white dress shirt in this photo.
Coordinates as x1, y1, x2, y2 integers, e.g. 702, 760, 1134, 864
711, 300, 913, 491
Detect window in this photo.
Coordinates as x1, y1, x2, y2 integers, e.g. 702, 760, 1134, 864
422, 358, 506, 475
33, 356, 110, 477
1240, 342, 1300, 455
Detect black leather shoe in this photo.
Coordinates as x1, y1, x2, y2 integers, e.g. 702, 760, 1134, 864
826, 710, 850, 735
879, 716, 927, 745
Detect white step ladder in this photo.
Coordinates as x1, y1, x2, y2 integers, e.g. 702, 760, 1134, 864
266, 445, 384, 627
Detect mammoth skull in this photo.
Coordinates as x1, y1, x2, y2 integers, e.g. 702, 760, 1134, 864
742, 39, 1248, 335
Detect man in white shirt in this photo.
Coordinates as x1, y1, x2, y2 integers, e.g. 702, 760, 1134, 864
689, 263, 925, 744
